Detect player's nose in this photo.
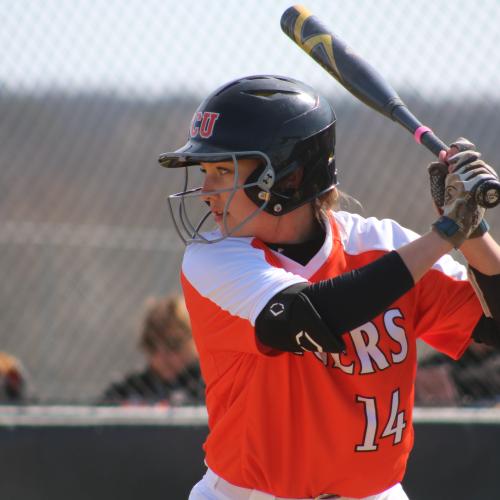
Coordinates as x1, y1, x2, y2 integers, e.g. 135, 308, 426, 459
201, 174, 218, 200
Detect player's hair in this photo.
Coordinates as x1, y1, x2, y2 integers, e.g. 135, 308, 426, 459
139, 295, 192, 354
313, 187, 362, 223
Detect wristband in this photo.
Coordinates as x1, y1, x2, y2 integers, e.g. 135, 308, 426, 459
432, 216, 465, 248
469, 219, 490, 239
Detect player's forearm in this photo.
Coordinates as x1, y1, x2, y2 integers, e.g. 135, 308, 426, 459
396, 230, 453, 283
460, 233, 500, 275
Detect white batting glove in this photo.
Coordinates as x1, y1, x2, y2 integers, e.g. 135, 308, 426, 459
428, 137, 476, 213
433, 156, 486, 248
430, 138, 498, 246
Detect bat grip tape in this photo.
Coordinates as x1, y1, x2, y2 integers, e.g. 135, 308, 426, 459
414, 126, 432, 144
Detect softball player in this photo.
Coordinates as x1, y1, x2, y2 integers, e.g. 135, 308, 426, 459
158, 75, 500, 499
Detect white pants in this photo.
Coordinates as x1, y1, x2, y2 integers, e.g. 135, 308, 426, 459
188, 467, 409, 500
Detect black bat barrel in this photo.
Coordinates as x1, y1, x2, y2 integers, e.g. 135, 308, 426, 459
281, 5, 500, 208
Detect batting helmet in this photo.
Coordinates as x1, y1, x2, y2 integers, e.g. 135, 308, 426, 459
158, 75, 337, 243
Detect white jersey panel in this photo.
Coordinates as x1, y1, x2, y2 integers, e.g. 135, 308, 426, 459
182, 236, 307, 325
333, 211, 468, 281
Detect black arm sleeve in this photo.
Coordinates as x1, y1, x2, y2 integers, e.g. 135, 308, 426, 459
472, 315, 500, 348
255, 250, 414, 353
468, 268, 500, 348
302, 250, 414, 336
469, 267, 500, 320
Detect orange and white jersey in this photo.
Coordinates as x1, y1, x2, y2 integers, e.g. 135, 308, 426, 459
181, 210, 483, 498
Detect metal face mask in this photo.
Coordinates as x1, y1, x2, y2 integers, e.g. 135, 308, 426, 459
165, 151, 276, 244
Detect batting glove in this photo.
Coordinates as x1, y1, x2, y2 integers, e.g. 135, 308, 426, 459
431, 151, 498, 247
429, 138, 497, 244
428, 138, 478, 211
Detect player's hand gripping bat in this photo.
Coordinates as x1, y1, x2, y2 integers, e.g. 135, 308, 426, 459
280, 5, 500, 208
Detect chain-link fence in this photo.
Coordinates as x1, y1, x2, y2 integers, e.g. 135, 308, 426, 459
1, 0, 499, 404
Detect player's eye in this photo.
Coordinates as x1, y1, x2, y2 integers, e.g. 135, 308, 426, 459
217, 167, 231, 175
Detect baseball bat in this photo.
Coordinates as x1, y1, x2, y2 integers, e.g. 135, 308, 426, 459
280, 5, 500, 208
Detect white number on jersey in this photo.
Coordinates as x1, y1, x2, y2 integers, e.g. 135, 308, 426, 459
355, 389, 406, 452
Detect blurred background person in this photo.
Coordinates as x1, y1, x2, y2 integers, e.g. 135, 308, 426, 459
0, 351, 29, 403
100, 294, 204, 406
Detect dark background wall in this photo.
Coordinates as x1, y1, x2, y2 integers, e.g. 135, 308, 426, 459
1, 422, 499, 500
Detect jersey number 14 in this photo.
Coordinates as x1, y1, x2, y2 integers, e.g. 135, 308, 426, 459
355, 389, 406, 452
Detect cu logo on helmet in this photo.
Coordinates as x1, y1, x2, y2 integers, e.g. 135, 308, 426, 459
190, 111, 220, 139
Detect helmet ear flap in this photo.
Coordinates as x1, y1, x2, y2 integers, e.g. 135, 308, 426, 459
244, 161, 306, 216
244, 162, 283, 213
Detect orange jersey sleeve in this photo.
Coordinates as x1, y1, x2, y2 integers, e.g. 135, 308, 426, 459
414, 262, 483, 359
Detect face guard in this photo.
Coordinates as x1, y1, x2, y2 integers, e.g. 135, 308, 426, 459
165, 151, 276, 244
